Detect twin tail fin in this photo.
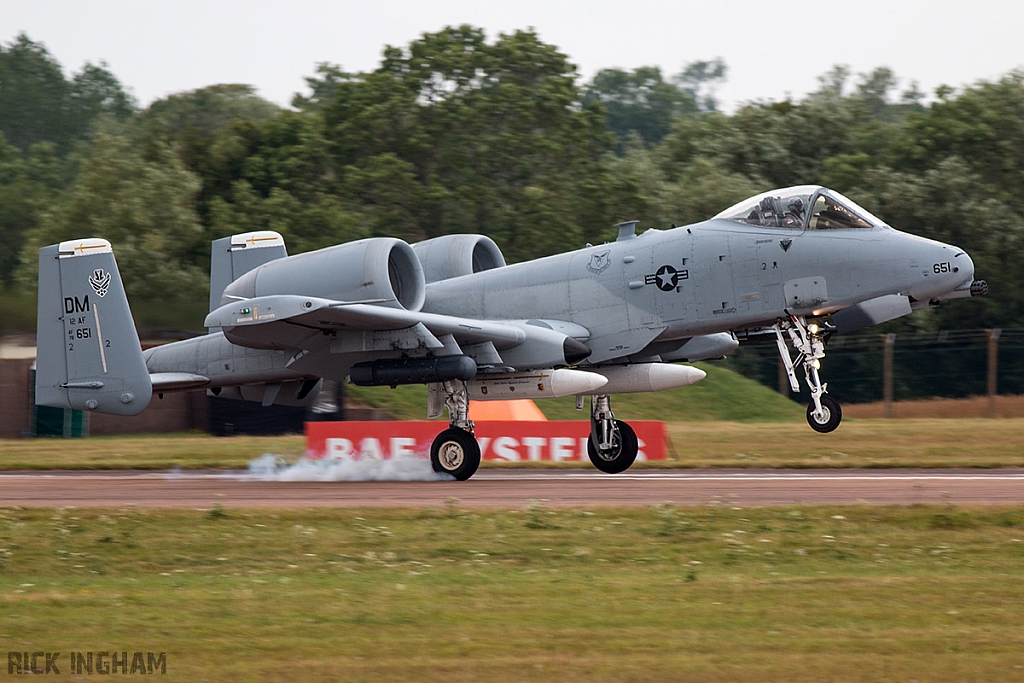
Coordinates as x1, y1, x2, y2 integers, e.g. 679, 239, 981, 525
35, 239, 152, 416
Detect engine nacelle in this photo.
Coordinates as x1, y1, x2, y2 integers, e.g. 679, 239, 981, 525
222, 238, 425, 311
412, 234, 505, 284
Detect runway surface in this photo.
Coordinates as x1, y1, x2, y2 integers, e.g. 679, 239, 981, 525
2, 469, 1024, 507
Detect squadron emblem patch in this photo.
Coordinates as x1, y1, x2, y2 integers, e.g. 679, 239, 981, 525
89, 268, 111, 297
587, 250, 612, 274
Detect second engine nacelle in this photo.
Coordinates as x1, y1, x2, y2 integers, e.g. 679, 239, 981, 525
222, 238, 425, 311
412, 234, 506, 284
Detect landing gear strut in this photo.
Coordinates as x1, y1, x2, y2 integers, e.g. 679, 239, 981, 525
774, 315, 842, 433
429, 380, 481, 480
587, 394, 639, 473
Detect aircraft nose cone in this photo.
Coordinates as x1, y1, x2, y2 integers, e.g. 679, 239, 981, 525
953, 250, 974, 281
563, 337, 592, 365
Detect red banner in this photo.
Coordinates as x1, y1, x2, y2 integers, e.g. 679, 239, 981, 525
305, 421, 666, 462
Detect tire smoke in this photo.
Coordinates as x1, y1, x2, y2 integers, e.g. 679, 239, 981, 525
247, 453, 454, 482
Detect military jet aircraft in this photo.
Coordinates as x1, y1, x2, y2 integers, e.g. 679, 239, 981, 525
36, 185, 986, 480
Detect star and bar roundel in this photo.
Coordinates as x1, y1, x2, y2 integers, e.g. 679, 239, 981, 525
644, 264, 689, 291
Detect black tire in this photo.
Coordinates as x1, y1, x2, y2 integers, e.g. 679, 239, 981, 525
430, 428, 481, 481
587, 420, 639, 474
806, 394, 842, 433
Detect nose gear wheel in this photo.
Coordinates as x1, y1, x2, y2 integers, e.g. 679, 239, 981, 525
806, 394, 842, 433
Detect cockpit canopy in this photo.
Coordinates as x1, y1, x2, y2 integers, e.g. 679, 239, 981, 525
713, 185, 886, 230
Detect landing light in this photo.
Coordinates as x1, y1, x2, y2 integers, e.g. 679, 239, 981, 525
808, 323, 819, 334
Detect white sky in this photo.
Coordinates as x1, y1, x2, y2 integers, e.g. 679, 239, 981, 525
4, 0, 1023, 110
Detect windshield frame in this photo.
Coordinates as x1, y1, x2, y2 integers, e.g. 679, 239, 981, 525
805, 188, 888, 230
712, 186, 887, 231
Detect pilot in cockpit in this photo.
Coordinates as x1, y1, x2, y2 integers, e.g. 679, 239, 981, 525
745, 195, 805, 228
719, 186, 883, 231
784, 197, 805, 228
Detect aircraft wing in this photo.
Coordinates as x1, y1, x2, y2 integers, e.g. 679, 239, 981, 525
204, 295, 529, 351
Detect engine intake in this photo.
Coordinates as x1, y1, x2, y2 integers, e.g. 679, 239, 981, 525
412, 234, 505, 284
222, 238, 425, 311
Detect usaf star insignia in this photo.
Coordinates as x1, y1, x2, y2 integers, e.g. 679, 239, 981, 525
654, 265, 678, 291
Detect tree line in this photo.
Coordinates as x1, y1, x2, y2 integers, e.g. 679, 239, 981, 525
2, 26, 1023, 336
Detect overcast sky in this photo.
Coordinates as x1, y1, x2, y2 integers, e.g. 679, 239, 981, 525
5, 0, 1023, 110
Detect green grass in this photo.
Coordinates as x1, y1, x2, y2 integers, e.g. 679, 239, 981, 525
7, 417, 1024, 470
2, 505, 1024, 681
662, 417, 1024, 468
0, 433, 305, 470
347, 362, 804, 422
345, 383, 445, 422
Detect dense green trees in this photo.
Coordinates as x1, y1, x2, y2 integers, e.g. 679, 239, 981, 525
0, 33, 137, 291
581, 66, 698, 145
16, 130, 206, 302
0, 135, 61, 286
2, 28, 1024, 340
173, 27, 619, 264
312, 26, 616, 259
0, 33, 135, 152
580, 59, 727, 145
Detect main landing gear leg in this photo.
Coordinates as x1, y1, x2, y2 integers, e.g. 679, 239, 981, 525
774, 316, 842, 433
587, 394, 639, 474
430, 379, 481, 481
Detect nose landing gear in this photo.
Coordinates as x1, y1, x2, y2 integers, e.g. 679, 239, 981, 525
774, 315, 842, 433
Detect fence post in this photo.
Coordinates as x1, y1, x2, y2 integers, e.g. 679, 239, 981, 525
988, 328, 1001, 418
883, 333, 895, 418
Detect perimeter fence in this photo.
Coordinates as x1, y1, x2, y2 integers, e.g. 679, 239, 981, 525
728, 328, 1024, 405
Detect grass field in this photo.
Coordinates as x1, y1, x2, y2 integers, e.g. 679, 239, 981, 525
663, 418, 1024, 468
2, 505, 1024, 681
4, 417, 1024, 470
0, 433, 306, 470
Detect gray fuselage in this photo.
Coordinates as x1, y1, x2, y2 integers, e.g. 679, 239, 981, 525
145, 218, 972, 386
422, 219, 972, 362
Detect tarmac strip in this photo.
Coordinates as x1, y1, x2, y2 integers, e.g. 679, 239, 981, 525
1, 469, 1024, 508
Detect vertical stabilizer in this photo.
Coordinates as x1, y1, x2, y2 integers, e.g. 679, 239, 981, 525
35, 239, 152, 416
209, 231, 287, 322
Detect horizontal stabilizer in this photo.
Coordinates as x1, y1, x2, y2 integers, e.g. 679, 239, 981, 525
150, 373, 211, 392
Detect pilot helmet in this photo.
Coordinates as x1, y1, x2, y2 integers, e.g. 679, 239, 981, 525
787, 197, 804, 217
